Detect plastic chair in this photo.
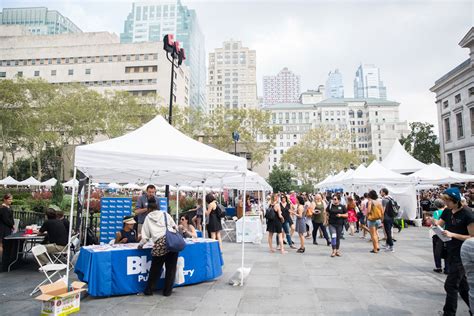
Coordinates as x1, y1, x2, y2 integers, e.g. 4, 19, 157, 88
30, 245, 67, 296
221, 219, 234, 242
52, 234, 80, 266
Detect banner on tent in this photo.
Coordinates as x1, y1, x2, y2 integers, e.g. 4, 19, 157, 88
99, 198, 132, 244
158, 197, 168, 211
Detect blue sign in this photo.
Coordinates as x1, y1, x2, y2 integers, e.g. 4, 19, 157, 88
99, 197, 133, 244
158, 197, 168, 211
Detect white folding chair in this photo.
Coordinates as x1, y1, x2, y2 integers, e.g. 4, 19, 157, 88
221, 219, 234, 242
52, 234, 80, 266
30, 245, 67, 296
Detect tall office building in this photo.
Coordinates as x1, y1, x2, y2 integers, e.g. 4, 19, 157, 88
207, 40, 258, 114
0, 7, 81, 35
353, 64, 387, 99
325, 69, 344, 98
0, 30, 190, 108
263, 67, 300, 106
120, 1, 206, 111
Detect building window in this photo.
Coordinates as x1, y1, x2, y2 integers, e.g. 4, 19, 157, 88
460, 151, 466, 173
444, 117, 451, 141
68, 69, 74, 76
85, 69, 91, 75
454, 94, 461, 104
0, 72, 5, 78
456, 112, 464, 138
469, 87, 474, 97
442, 101, 448, 109
51, 70, 56, 76
471, 107, 474, 135
34, 70, 40, 77
447, 153, 453, 170
17, 71, 22, 77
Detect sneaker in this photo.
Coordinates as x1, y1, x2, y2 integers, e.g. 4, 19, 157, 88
433, 268, 442, 273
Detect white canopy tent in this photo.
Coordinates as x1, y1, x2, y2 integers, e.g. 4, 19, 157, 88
62, 179, 79, 188
315, 175, 333, 188
69, 116, 249, 285
18, 176, 42, 186
0, 176, 20, 186
122, 182, 142, 190
41, 178, 58, 187
409, 163, 474, 185
381, 140, 427, 174
343, 160, 413, 186
107, 182, 122, 189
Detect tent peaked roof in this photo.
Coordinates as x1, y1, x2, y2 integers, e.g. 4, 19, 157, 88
409, 163, 474, 184
63, 179, 79, 188
74, 116, 248, 184
381, 140, 427, 174
0, 176, 19, 185
18, 176, 42, 186
41, 178, 57, 186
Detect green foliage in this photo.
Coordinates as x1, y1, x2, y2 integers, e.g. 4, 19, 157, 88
51, 181, 64, 206
29, 199, 50, 213
400, 122, 440, 164
297, 182, 314, 194
268, 165, 293, 193
59, 195, 72, 212
282, 127, 365, 183
179, 196, 198, 212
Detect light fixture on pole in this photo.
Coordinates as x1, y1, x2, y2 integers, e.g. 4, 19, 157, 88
232, 131, 240, 156
163, 34, 186, 208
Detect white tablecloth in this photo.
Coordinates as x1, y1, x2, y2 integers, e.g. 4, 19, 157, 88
236, 216, 263, 243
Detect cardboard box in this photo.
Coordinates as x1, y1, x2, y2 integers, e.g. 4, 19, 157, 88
35, 280, 86, 316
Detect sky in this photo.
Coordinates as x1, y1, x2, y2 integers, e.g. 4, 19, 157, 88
2, 0, 473, 131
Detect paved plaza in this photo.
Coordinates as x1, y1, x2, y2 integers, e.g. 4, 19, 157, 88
0, 226, 470, 315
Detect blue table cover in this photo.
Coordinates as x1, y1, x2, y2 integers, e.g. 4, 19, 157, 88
75, 239, 223, 297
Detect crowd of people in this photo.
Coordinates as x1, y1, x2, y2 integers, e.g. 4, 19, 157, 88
263, 188, 402, 257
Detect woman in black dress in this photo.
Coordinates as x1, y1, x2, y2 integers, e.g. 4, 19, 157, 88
205, 193, 222, 249
0, 193, 14, 259
266, 193, 286, 254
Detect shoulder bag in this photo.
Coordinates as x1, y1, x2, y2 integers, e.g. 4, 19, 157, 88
164, 212, 187, 252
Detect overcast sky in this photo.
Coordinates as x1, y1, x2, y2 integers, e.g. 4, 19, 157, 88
2, 0, 473, 130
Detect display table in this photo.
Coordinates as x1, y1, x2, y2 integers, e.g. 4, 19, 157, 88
75, 239, 223, 297
236, 216, 263, 243
2, 231, 44, 272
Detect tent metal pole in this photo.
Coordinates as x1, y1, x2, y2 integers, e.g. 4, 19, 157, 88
240, 174, 247, 286
66, 167, 77, 285
176, 186, 179, 223
83, 177, 92, 247
202, 186, 206, 238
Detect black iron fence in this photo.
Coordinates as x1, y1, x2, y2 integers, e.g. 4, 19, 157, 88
11, 207, 100, 234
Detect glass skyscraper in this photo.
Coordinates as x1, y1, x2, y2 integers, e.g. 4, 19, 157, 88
325, 69, 344, 98
0, 7, 81, 35
353, 64, 387, 99
120, 1, 206, 111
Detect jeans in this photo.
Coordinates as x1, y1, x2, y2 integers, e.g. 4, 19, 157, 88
145, 251, 179, 296
432, 235, 448, 271
328, 224, 343, 250
461, 238, 474, 311
443, 259, 470, 316
383, 217, 394, 247
276, 220, 292, 245
312, 221, 329, 243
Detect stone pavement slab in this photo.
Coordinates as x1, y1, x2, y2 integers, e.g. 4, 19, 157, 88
0, 226, 471, 315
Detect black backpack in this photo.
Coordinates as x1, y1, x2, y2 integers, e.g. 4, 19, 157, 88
386, 197, 400, 218
265, 206, 276, 221
215, 203, 226, 219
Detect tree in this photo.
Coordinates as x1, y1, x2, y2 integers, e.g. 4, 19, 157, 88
400, 122, 440, 164
267, 165, 293, 193
203, 108, 281, 168
281, 127, 365, 183
51, 180, 64, 207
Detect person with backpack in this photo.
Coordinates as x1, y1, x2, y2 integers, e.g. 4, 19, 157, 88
205, 193, 223, 249
367, 190, 383, 254
380, 188, 396, 252
266, 193, 286, 254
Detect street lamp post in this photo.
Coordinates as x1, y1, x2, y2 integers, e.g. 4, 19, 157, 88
163, 34, 186, 207
232, 131, 240, 156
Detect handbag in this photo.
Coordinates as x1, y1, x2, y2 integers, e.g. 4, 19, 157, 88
151, 235, 167, 257
367, 202, 383, 221
164, 212, 187, 252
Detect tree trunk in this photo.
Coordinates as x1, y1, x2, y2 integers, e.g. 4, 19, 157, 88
11, 149, 17, 179
36, 150, 42, 181
0, 123, 7, 177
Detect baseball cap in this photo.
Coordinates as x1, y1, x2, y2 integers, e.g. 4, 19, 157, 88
442, 187, 461, 202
